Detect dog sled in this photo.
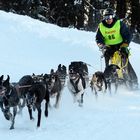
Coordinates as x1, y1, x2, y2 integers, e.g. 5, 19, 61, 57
106, 49, 138, 90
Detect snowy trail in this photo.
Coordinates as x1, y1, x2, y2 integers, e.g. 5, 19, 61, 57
0, 86, 140, 140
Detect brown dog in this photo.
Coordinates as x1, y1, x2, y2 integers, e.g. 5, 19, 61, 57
90, 71, 107, 97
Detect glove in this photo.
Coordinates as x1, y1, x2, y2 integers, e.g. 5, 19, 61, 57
120, 43, 129, 48
97, 43, 105, 50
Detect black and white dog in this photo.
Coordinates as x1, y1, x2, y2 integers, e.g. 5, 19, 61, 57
90, 71, 107, 97
67, 61, 89, 107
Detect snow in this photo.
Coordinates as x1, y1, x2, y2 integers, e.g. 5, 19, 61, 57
0, 10, 140, 140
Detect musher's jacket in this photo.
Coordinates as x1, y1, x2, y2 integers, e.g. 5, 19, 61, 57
96, 18, 132, 46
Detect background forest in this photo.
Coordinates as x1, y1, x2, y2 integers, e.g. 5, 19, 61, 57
0, 0, 140, 43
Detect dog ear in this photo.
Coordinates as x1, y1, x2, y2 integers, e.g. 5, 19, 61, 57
93, 74, 98, 82
58, 64, 61, 69
3, 75, 10, 87
0, 75, 4, 80
50, 69, 54, 74
0, 75, 4, 85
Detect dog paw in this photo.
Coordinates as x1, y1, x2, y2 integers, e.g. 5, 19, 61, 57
78, 103, 83, 107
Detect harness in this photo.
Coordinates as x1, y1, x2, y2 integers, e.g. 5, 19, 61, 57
0, 87, 7, 97
70, 76, 80, 94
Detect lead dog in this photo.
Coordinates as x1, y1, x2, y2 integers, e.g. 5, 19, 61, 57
0, 75, 20, 129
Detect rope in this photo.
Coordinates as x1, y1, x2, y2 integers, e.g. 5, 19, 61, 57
84, 62, 102, 72
121, 57, 129, 69
119, 57, 129, 75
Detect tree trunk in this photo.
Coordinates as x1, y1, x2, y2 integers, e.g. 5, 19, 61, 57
131, 0, 140, 30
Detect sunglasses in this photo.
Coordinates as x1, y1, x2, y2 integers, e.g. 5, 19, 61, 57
104, 15, 114, 20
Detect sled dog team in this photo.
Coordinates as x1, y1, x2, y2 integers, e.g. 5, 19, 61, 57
0, 61, 138, 129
